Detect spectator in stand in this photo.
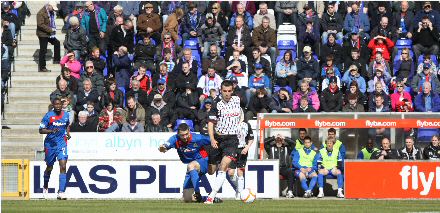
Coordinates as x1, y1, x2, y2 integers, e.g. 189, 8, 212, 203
175, 86, 198, 121
60, 51, 81, 79
271, 88, 292, 113
297, 18, 320, 54
293, 80, 320, 111
343, 29, 369, 65
274, 2, 297, 28
2, 2, 19, 40
136, 3, 161, 43
414, 1, 440, 30
226, 61, 248, 89
160, 1, 186, 22
133, 35, 156, 72
423, 135, 440, 160
2, 19, 14, 61
229, 76, 248, 108
342, 65, 367, 94
197, 67, 223, 103
101, 78, 124, 109
368, 81, 391, 112
342, 93, 364, 112
230, 3, 253, 30
63, 16, 87, 60
412, 64, 440, 95
321, 2, 344, 45
297, 46, 320, 88
197, 98, 213, 134
75, 78, 101, 112
226, 50, 247, 75
78, 61, 105, 96
294, 96, 317, 113
414, 82, 440, 112
56, 67, 78, 93
246, 88, 273, 121
275, 50, 297, 91
106, 4, 126, 34
393, 48, 415, 85
126, 79, 149, 109
371, 137, 400, 160
247, 63, 271, 102
118, 1, 139, 27
320, 76, 343, 112
50, 79, 75, 106
98, 101, 119, 132
320, 54, 342, 81
254, 2, 276, 30
121, 114, 144, 132
36, 2, 60, 72
85, 101, 99, 124
148, 78, 176, 108
225, 15, 252, 65
81, 1, 108, 53
320, 34, 343, 67
63, 3, 85, 32
112, 46, 132, 90
369, 2, 393, 32
412, 16, 440, 62
367, 35, 395, 62
321, 67, 341, 92
202, 44, 225, 75
367, 66, 391, 94
175, 48, 199, 75
198, 13, 224, 59
416, 54, 438, 75
181, 2, 205, 45
110, 18, 135, 54
208, 3, 228, 33
370, 95, 390, 112
87, 47, 106, 76
371, 16, 396, 43
145, 114, 170, 132
162, 8, 184, 43
391, 81, 413, 112
124, 96, 146, 126
145, 94, 173, 129
344, 81, 367, 110
343, 48, 368, 80
357, 138, 379, 160
152, 64, 174, 92
252, 16, 277, 66
130, 64, 152, 94
344, 2, 370, 40
174, 62, 198, 93
158, 47, 176, 72
392, 1, 414, 40
71, 110, 97, 132
231, 1, 256, 16
399, 136, 422, 160
368, 52, 391, 81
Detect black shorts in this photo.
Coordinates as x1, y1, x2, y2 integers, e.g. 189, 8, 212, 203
208, 134, 239, 165
229, 148, 248, 169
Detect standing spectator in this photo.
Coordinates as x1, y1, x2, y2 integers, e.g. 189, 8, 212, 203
414, 1, 440, 30
296, 46, 320, 88
130, 64, 152, 94
112, 46, 132, 90
145, 94, 173, 129
367, 35, 395, 62
392, 1, 414, 40
136, 3, 161, 42
209, 2, 228, 32
344, 2, 370, 40
198, 13, 224, 59
124, 96, 146, 126
371, 137, 400, 160
101, 78, 124, 109
2, 2, 19, 40
342, 65, 367, 94
275, 50, 297, 90
370, 95, 390, 112
109, 18, 135, 54
271, 88, 293, 113
357, 138, 379, 160
414, 82, 440, 112
70, 110, 97, 132
60, 51, 81, 79
412, 17, 440, 62
81, 1, 108, 53
229, 3, 253, 30
75, 78, 101, 112
121, 114, 144, 132
126, 79, 149, 109
36, 2, 60, 72
225, 15, 252, 63
274, 1, 298, 28
399, 136, 422, 160
63, 16, 87, 60
292, 80, 320, 111
252, 17, 277, 66
254, 2, 276, 30
342, 93, 364, 112
56, 67, 78, 93
78, 61, 105, 96
294, 96, 317, 113
162, 8, 184, 43
246, 88, 273, 121
423, 135, 440, 160
181, 3, 205, 45
320, 76, 343, 112
321, 2, 344, 44
87, 47, 106, 76
412, 64, 440, 95
145, 114, 170, 132
391, 81, 413, 112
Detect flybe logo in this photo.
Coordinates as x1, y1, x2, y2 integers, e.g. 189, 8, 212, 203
53, 121, 67, 126
399, 166, 440, 196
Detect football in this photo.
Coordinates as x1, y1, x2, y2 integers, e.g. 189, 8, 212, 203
240, 188, 256, 203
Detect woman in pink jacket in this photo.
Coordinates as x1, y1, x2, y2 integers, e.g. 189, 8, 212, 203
390, 80, 413, 111
60, 51, 82, 79
292, 80, 320, 111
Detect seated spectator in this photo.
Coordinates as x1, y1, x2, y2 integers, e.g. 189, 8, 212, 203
209, 2, 228, 32
393, 48, 415, 84
246, 88, 273, 121
254, 2, 276, 30
145, 113, 170, 132
342, 65, 367, 94
2, 2, 18, 40
181, 2, 205, 45
85, 101, 99, 126
368, 81, 391, 112
126, 79, 149, 109
124, 96, 146, 126
344, 2, 370, 40
274, 1, 297, 28
174, 62, 198, 93
391, 81, 413, 112
412, 16, 440, 61
153, 63, 172, 90
320, 54, 341, 79
296, 46, 319, 88
369, 2, 393, 30
371, 137, 400, 160
162, 8, 184, 42
60, 51, 81, 79
369, 94, 390, 112
75, 78, 101, 112
101, 78, 124, 109
109, 18, 134, 54
416, 54, 438, 75
175, 48, 199, 75
78, 60, 105, 96
321, 2, 344, 44
98, 101, 121, 132
344, 81, 367, 109
158, 34, 180, 63
133, 35, 156, 72
343, 30, 369, 65
271, 88, 292, 113
367, 51, 392, 81
321, 68, 341, 91
230, 3, 253, 30
293, 80, 320, 111
414, 1, 440, 31
414, 82, 440, 112
63, 16, 87, 60
297, 15, 320, 53
320, 35, 343, 67
294, 96, 316, 113
247, 63, 271, 103
399, 136, 422, 160
197, 98, 213, 134
342, 93, 364, 112
50, 79, 75, 106
106, 4, 127, 34
112, 46, 132, 90
357, 138, 379, 160
229, 76, 248, 108
275, 50, 297, 90
121, 114, 144, 132
158, 48, 176, 73
136, 3, 161, 42
60, 97, 75, 125
56, 67, 78, 93
70, 110, 97, 132
392, 1, 414, 40
225, 15, 252, 64
367, 35, 394, 62
252, 17, 277, 65
320, 76, 343, 112
87, 47, 106, 76
130, 64, 152, 94
197, 67, 223, 103
198, 13, 224, 59
175, 87, 198, 121
370, 16, 396, 42
148, 78, 176, 108
231, 1, 256, 16
343, 47, 368, 79
249, 47, 273, 78
423, 135, 440, 160
226, 50, 247, 75
367, 66, 391, 94
412, 64, 440, 95
226, 61, 249, 89
201, 44, 225, 75
146, 94, 173, 129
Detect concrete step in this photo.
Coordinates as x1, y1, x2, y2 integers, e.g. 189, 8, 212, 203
2, 118, 43, 125
7, 87, 54, 93
4, 104, 50, 112
8, 96, 50, 104
1, 125, 41, 136
11, 79, 56, 87
1, 153, 36, 160
3, 112, 45, 120
8, 90, 54, 97
7, 75, 60, 81
1, 135, 43, 143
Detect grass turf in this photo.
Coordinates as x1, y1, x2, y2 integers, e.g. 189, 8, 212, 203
2, 199, 440, 213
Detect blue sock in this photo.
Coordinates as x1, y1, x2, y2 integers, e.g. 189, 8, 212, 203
59, 173, 67, 192
183, 174, 191, 189
337, 174, 344, 188
300, 179, 308, 191
308, 176, 318, 191
318, 174, 324, 188
189, 170, 200, 193
43, 171, 51, 189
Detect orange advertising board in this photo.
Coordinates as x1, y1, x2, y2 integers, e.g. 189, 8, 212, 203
345, 161, 440, 199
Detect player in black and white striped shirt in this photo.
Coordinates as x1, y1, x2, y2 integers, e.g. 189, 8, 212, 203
205, 80, 242, 204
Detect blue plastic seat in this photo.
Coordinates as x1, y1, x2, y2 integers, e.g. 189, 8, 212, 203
395, 39, 412, 49
277, 40, 296, 50
417, 55, 438, 66
174, 119, 195, 132
417, 128, 439, 142
184, 38, 199, 50
273, 86, 293, 95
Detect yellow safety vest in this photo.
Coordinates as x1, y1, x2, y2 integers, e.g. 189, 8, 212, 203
319, 148, 339, 169
298, 148, 316, 168
295, 139, 304, 150
361, 147, 379, 160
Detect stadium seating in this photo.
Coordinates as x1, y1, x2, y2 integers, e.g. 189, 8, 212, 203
417, 55, 439, 66
174, 119, 195, 132
417, 128, 439, 142
276, 40, 297, 63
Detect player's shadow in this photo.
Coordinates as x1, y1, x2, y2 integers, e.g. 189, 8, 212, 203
33, 49, 54, 63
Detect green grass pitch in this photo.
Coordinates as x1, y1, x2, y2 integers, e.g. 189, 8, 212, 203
2, 199, 440, 213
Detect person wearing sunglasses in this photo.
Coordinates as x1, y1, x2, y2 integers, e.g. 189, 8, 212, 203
391, 79, 413, 112
78, 60, 105, 96
393, 47, 414, 84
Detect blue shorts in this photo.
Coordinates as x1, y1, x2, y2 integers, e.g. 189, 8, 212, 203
294, 169, 316, 178
45, 146, 68, 166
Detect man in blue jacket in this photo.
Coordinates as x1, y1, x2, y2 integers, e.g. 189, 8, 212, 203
344, 2, 370, 40
292, 136, 318, 198
81, 1, 108, 53
415, 82, 440, 112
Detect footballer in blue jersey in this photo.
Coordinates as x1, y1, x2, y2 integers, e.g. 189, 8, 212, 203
159, 123, 211, 203
39, 98, 71, 200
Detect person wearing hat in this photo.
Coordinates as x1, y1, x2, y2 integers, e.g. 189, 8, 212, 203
320, 76, 343, 112
412, 62, 440, 95
181, 2, 205, 45
414, 1, 440, 30
199, 12, 225, 59
136, 2, 161, 42
412, 15, 440, 63
370, 2, 393, 31
2, 1, 19, 40
343, 2, 370, 39
321, 2, 344, 45
342, 64, 367, 93
247, 63, 271, 104
297, 45, 320, 88
36, 1, 61, 72
121, 114, 144, 132
342, 93, 364, 112
321, 67, 341, 91
342, 28, 369, 63
416, 54, 438, 75
367, 64, 391, 94
197, 66, 223, 103
145, 93, 174, 129
148, 77, 175, 108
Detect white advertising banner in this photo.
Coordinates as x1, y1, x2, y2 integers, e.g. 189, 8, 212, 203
30, 160, 279, 199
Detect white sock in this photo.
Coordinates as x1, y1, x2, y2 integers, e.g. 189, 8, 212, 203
209, 171, 226, 198
319, 187, 324, 192
338, 188, 343, 192
237, 176, 245, 193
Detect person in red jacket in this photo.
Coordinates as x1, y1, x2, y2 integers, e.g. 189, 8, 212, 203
367, 35, 394, 62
